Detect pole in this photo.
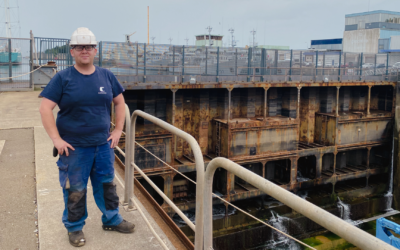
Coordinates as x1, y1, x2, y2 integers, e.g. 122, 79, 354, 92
147, 6, 149, 45
360, 52, 363, 81
172, 46, 175, 75
99, 41, 102, 67
144, 43, 146, 82
182, 45, 185, 76
8, 38, 12, 82
136, 43, 138, 76
338, 52, 342, 81
205, 47, 208, 75
216, 47, 219, 79
289, 49, 293, 80
30, 31, 33, 88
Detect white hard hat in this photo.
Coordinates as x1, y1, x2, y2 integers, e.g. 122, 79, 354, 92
69, 27, 97, 46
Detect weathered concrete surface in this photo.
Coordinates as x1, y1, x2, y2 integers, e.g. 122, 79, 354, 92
0, 128, 38, 250
0, 91, 45, 129
35, 125, 175, 249
0, 91, 177, 249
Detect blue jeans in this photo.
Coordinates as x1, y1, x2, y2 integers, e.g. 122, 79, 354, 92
57, 141, 123, 232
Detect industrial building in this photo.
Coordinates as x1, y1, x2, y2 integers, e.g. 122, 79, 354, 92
310, 38, 342, 51
195, 34, 223, 47
342, 10, 400, 53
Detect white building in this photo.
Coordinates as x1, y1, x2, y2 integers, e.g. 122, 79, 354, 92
342, 10, 400, 54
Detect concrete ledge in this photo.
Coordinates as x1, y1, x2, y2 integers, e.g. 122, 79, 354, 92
35, 126, 175, 250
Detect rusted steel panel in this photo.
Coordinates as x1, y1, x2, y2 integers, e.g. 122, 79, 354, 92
135, 135, 173, 170
198, 90, 210, 154
174, 92, 184, 159
183, 90, 193, 156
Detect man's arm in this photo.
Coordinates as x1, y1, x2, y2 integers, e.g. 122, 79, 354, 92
39, 98, 75, 156
107, 93, 126, 148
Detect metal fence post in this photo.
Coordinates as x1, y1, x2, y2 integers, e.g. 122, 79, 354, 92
172, 45, 175, 75
289, 49, 293, 81
338, 52, 342, 81
374, 54, 377, 76
205, 47, 208, 75
386, 53, 389, 76
8, 38, 12, 82
235, 48, 238, 76
261, 48, 266, 81
182, 45, 185, 76
322, 52, 326, 76
315, 50, 318, 77
247, 47, 252, 82
216, 46, 219, 81
360, 52, 363, 81
99, 41, 102, 67
144, 43, 146, 83
136, 43, 139, 76
30, 31, 34, 88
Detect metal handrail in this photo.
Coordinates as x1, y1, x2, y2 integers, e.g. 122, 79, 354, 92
203, 157, 397, 250
124, 109, 205, 250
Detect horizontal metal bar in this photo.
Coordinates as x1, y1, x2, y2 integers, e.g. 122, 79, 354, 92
132, 162, 196, 231
203, 157, 397, 250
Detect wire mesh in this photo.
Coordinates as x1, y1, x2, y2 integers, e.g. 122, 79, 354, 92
0, 38, 32, 90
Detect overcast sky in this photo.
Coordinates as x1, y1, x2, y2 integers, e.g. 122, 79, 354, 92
3, 0, 400, 49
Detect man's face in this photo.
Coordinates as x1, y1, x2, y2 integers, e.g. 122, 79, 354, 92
70, 45, 97, 66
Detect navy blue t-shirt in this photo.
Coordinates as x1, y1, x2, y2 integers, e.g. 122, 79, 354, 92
40, 66, 124, 147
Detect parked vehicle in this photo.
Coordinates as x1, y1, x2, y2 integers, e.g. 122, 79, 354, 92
392, 62, 400, 68
376, 63, 386, 68
362, 63, 375, 68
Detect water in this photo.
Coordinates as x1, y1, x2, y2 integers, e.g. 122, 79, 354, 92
337, 197, 354, 225
264, 211, 303, 250
296, 171, 310, 182
384, 137, 395, 211
296, 190, 308, 200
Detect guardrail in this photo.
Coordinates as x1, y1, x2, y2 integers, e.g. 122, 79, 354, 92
124, 108, 205, 250
203, 157, 397, 250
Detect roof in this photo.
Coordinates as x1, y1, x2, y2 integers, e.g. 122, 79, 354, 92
379, 49, 400, 53
195, 34, 223, 37
345, 10, 400, 18
311, 39, 342, 45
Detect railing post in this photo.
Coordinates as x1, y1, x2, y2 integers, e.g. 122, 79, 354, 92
359, 52, 363, 81
235, 48, 238, 76
99, 41, 103, 67
123, 104, 134, 209
289, 49, 293, 81
322, 51, 326, 76
30, 31, 33, 88
144, 43, 146, 82
386, 53, 389, 77
136, 42, 139, 76
338, 52, 342, 81
247, 47, 252, 82
205, 47, 208, 75
182, 45, 185, 77
128, 110, 205, 250
8, 38, 12, 82
172, 45, 175, 75
315, 50, 319, 77
216, 46, 219, 81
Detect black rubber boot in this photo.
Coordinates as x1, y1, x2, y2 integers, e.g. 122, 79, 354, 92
102, 220, 135, 233
68, 230, 85, 247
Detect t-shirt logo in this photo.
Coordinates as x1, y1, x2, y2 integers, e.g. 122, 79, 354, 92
98, 87, 106, 94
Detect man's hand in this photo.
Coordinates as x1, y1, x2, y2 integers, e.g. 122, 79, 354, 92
53, 138, 75, 156
108, 129, 122, 148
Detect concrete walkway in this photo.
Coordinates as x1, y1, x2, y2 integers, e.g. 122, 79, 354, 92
0, 91, 176, 250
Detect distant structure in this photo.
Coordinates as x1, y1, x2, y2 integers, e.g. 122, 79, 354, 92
195, 34, 223, 47
342, 10, 400, 53
258, 45, 290, 50
310, 39, 342, 51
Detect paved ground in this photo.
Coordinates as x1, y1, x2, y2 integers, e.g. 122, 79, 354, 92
0, 128, 38, 250
0, 91, 176, 250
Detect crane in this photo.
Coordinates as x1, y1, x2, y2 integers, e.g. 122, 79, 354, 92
125, 31, 137, 43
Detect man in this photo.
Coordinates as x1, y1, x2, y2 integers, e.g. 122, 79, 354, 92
39, 27, 135, 247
